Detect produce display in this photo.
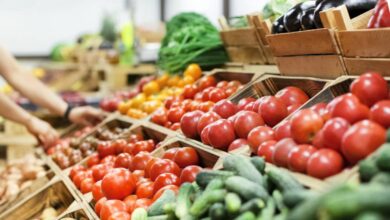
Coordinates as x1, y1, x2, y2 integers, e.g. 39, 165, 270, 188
368, 0, 390, 28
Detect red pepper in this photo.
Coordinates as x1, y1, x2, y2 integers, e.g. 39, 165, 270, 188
368, 0, 390, 28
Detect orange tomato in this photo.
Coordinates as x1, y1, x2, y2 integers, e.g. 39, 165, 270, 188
118, 101, 132, 115
167, 75, 181, 87
156, 73, 169, 88
127, 109, 147, 119
184, 64, 202, 80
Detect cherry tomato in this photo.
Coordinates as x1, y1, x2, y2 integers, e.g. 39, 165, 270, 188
257, 140, 277, 163
167, 107, 186, 123
170, 123, 181, 131
228, 139, 249, 152
198, 76, 217, 90
173, 147, 199, 168
288, 144, 317, 173
114, 153, 133, 169
350, 72, 388, 107
108, 212, 131, 220
101, 168, 135, 200
95, 197, 107, 216
274, 121, 292, 141
87, 153, 100, 168
100, 200, 127, 220
183, 84, 199, 99
151, 107, 168, 126
370, 100, 390, 128
275, 86, 309, 106
152, 185, 179, 202
201, 125, 212, 145
154, 173, 180, 193
150, 159, 181, 181
322, 117, 350, 151
180, 165, 202, 184
80, 178, 94, 194
136, 181, 154, 199
69, 165, 86, 180
180, 110, 204, 139
234, 111, 265, 139
272, 138, 297, 167
237, 97, 256, 111
341, 120, 386, 164
133, 198, 152, 210
92, 180, 104, 201
97, 142, 116, 158
212, 100, 238, 119
209, 88, 227, 103
197, 111, 221, 134
163, 148, 179, 161
259, 96, 288, 127
307, 149, 344, 179
291, 109, 324, 144
208, 119, 236, 150
123, 195, 138, 213
132, 151, 152, 171
247, 126, 275, 152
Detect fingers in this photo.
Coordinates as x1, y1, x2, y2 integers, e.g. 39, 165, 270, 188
39, 124, 59, 149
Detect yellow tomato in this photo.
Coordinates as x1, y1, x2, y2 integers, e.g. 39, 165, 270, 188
184, 64, 202, 80
131, 93, 146, 108
167, 75, 181, 87
127, 108, 147, 119
118, 101, 132, 115
156, 73, 169, 88
141, 100, 162, 114
183, 75, 195, 85
142, 81, 160, 96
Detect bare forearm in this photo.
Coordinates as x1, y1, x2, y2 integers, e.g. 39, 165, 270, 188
0, 93, 32, 126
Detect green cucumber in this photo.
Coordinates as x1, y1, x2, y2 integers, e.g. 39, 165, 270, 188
235, 211, 256, 220
146, 215, 169, 220
355, 212, 384, 220
359, 158, 380, 182
371, 172, 390, 185
274, 209, 288, 220
175, 183, 194, 218
387, 129, 390, 142
250, 157, 266, 174
272, 190, 285, 212
225, 193, 242, 214
239, 198, 265, 214
267, 167, 304, 192
225, 176, 269, 201
283, 190, 317, 209
209, 203, 227, 220
196, 170, 235, 188
163, 202, 176, 216
376, 146, 390, 171
131, 208, 147, 220
223, 154, 265, 186
205, 179, 224, 192
148, 190, 176, 216
258, 198, 275, 220
190, 189, 227, 217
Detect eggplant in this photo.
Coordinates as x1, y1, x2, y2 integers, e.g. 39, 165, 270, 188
300, 8, 317, 30
314, 0, 378, 28
283, 1, 316, 32
272, 16, 287, 34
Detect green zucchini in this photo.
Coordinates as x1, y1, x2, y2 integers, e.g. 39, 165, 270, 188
250, 157, 266, 174
190, 189, 227, 217
235, 211, 256, 220
131, 208, 148, 220
196, 170, 235, 188
376, 146, 390, 171
209, 203, 227, 220
223, 154, 265, 186
225, 176, 269, 201
267, 167, 304, 192
175, 183, 194, 218
258, 198, 275, 220
359, 158, 380, 182
239, 198, 265, 214
283, 190, 317, 208
355, 212, 384, 220
371, 172, 390, 185
225, 193, 242, 214
148, 190, 176, 216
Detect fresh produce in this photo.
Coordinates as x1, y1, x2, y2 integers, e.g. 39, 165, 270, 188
368, 0, 390, 28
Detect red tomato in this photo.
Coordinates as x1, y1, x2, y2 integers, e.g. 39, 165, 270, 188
133, 198, 152, 210
72, 171, 87, 189
201, 87, 214, 101
244, 102, 256, 112
92, 180, 104, 201
198, 101, 215, 112
274, 121, 292, 141
87, 153, 100, 168
164, 96, 182, 109
208, 119, 236, 150
322, 118, 350, 151
123, 195, 138, 213
163, 148, 179, 160
133, 141, 155, 154
132, 151, 152, 171
201, 125, 212, 145
167, 107, 186, 123
350, 72, 388, 107
310, 102, 330, 121
182, 99, 193, 112
154, 173, 180, 193
92, 164, 112, 182
101, 168, 135, 200
237, 97, 256, 111
370, 100, 390, 128
128, 134, 144, 143
80, 178, 94, 194
114, 153, 133, 169
234, 111, 265, 139
100, 200, 127, 220
329, 93, 369, 124
150, 159, 181, 181
180, 165, 202, 184
209, 88, 227, 102
95, 197, 107, 216
113, 139, 127, 154
69, 165, 86, 180
272, 138, 297, 167
132, 170, 145, 183
198, 76, 217, 90
151, 107, 168, 126
173, 147, 199, 168
108, 212, 131, 220
288, 144, 317, 173
136, 181, 154, 199
152, 185, 179, 202
228, 80, 242, 88
247, 126, 275, 152
180, 110, 204, 139
212, 100, 238, 119
259, 96, 288, 127
217, 81, 228, 88
307, 149, 344, 179
287, 104, 301, 115
291, 109, 324, 144
183, 84, 199, 99
341, 120, 386, 164
257, 140, 277, 163
312, 129, 325, 149
275, 86, 309, 106
228, 139, 249, 152
97, 142, 116, 159
253, 97, 267, 112
123, 143, 135, 155
197, 111, 221, 134
101, 155, 116, 165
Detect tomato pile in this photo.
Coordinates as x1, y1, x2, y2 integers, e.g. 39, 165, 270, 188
69, 134, 203, 220
179, 86, 309, 152
255, 72, 389, 179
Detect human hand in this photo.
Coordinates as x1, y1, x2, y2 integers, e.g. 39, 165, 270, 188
25, 117, 59, 149
69, 106, 105, 126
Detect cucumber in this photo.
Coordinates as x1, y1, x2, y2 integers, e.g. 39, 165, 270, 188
267, 167, 304, 192
359, 158, 380, 182
190, 189, 227, 217
147, 215, 169, 220
225, 176, 269, 201
223, 154, 265, 186
376, 146, 390, 171
148, 190, 176, 216
205, 179, 224, 192
239, 198, 265, 214
250, 157, 266, 174
131, 208, 148, 220
225, 193, 242, 214
175, 183, 194, 218
274, 209, 288, 220
272, 190, 286, 212
235, 211, 256, 220
258, 198, 275, 220
371, 172, 390, 185
283, 190, 317, 208
387, 129, 390, 142
355, 212, 384, 220
196, 170, 235, 188
163, 203, 176, 216
209, 203, 226, 220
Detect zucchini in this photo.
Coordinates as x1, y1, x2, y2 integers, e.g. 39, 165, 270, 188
148, 190, 176, 216
359, 158, 380, 182
175, 183, 194, 218
283, 190, 317, 209
258, 198, 275, 220
250, 157, 266, 174
225, 193, 242, 214
267, 167, 304, 192
223, 154, 265, 186
235, 211, 256, 220
205, 179, 224, 192
225, 176, 269, 201
371, 172, 390, 185
209, 203, 226, 220
196, 170, 235, 188
131, 208, 148, 220
190, 189, 227, 217
376, 146, 390, 171
239, 198, 265, 214
355, 212, 384, 220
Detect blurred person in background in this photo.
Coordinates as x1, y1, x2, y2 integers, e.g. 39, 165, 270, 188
0, 45, 105, 148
